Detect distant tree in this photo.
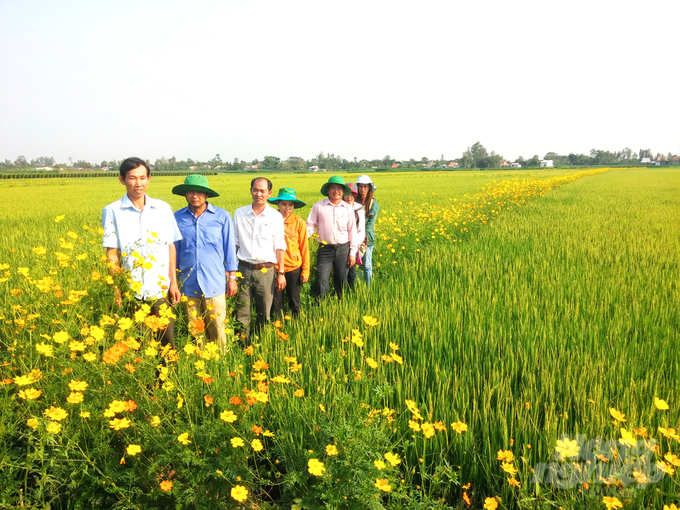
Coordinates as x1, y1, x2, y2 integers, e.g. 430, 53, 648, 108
74, 160, 93, 169
1, 159, 13, 168
470, 142, 488, 167
524, 155, 540, 167
381, 155, 394, 167
261, 156, 281, 170
14, 155, 28, 167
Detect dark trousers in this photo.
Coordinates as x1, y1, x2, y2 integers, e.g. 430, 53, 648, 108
313, 243, 350, 300
347, 264, 357, 289
272, 267, 302, 320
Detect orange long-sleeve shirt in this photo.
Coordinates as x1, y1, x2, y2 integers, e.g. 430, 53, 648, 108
276, 213, 310, 278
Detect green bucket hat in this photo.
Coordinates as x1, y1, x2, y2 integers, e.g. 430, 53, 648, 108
268, 187, 307, 209
320, 175, 351, 197
172, 174, 219, 198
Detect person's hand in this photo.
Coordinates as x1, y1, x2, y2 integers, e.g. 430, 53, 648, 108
276, 273, 286, 291
113, 287, 122, 307
300, 275, 309, 284
168, 283, 181, 305
227, 278, 238, 297
348, 255, 356, 267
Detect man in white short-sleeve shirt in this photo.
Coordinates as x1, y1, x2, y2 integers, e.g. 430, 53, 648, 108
102, 157, 182, 347
233, 177, 286, 344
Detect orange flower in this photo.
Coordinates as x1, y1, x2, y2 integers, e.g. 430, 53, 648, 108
102, 342, 128, 365
252, 425, 263, 435
124, 400, 138, 412
190, 318, 205, 334
124, 363, 136, 373
202, 376, 214, 384
160, 480, 173, 492
230, 396, 242, 405
277, 330, 289, 341
204, 395, 214, 407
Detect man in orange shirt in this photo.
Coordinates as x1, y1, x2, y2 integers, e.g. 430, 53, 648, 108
268, 188, 310, 319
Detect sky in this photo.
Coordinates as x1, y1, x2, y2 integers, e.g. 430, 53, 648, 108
1, 0, 678, 164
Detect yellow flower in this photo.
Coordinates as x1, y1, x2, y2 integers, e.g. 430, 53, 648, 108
308, 458, 325, 477
619, 428, 636, 447
374, 460, 386, 470
68, 379, 88, 392
384, 452, 401, 466
507, 477, 520, 488
46, 421, 62, 434
609, 407, 626, 422
251, 439, 263, 452
80, 411, 91, 418
32, 246, 47, 256
497, 450, 514, 463
365, 357, 379, 369
362, 315, 379, 326
451, 421, 468, 433
663, 504, 679, 510
294, 389, 305, 397
54, 214, 65, 222
18, 388, 42, 400
177, 433, 191, 445
483, 497, 499, 510
53, 331, 69, 344
374, 478, 391, 492
408, 420, 421, 432
66, 392, 84, 405
219, 410, 238, 424
501, 462, 517, 475
271, 375, 291, 384
35, 343, 54, 357
231, 485, 249, 503
231, 437, 245, 448
126, 444, 142, 456
68, 341, 86, 352
82, 352, 97, 362
602, 496, 623, 510
665, 453, 680, 467
555, 437, 580, 460
326, 444, 338, 456
389, 342, 399, 351
44, 406, 68, 421
149, 415, 161, 427
655, 397, 670, 410
109, 417, 132, 430
27, 418, 39, 429
421, 422, 435, 438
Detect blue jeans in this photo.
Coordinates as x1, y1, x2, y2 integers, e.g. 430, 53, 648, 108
362, 245, 374, 287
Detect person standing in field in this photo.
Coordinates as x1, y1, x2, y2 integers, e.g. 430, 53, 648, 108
355, 175, 379, 287
343, 182, 365, 289
172, 174, 238, 352
101, 157, 182, 348
268, 187, 310, 319
306, 175, 358, 300
233, 177, 287, 344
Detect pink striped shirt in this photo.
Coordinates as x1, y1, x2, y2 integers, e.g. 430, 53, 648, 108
306, 198, 358, 253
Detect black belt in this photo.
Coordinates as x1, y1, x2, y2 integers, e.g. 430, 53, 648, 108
239, 261, 275, 270
319, 242, 349, 249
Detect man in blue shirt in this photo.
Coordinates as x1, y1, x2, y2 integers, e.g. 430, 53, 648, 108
173, 175, 238, 352
102, 157, 182, 348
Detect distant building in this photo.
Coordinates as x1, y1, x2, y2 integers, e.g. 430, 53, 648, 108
251, 164, 260, 170
540, 160, 554, 167
500, 160, 509, 167
391, 163, 399, 169
672, 156, 680, 165
35, 166, 53, 171
640, 157, 652, 164
448, 162, 459, 168
308, 165, 319, 172
509, 162, 522, 168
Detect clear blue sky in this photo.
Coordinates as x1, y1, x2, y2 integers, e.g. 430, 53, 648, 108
1, 0, 678, 164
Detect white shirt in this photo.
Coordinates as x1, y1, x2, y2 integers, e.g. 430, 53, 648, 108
102, 194, 182, 300
354, 202, 366, 246
233, 204, 286, 264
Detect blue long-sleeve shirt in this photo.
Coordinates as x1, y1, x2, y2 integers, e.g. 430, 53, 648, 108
174, 203, 238, 298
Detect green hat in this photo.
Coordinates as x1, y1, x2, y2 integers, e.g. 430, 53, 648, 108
268, 187, 306, 209
172, 174, 219, 198
320, 175, 351, 197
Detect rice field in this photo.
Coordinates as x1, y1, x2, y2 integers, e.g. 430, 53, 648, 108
0, 168, 678, 509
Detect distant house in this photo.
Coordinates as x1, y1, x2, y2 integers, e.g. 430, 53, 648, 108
509, 162, 522, 168
672, 156, 680, 165
640, 158, 652, 165
251, 164, 260, 170
190, 166, 198, 170
35, 166, 53, 171
308, 165, 319, 172
540, 160, 554, 167
100, 166, 110, 172
391, 163, 399, 169
448, 162, 459, 168
500, 160, 509, 167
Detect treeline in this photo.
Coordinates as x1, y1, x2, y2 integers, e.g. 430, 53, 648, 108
1, 145, 677, 173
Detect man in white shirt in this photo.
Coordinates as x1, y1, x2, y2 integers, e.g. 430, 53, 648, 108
233, 177, 286, 344
102, 157, 182, 347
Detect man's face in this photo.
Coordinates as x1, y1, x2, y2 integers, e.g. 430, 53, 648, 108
185, 190, 207, 211
119, 165, 149, 200
250, 179, 272, 205
277, 200, 295, 218
327, 183, 344, 203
